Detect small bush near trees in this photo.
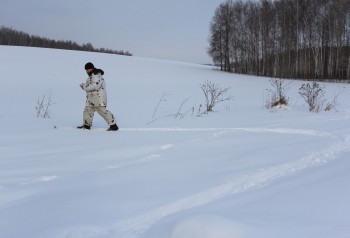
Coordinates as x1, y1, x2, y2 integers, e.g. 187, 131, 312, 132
299, 82, 326, 112
299, 82, 342, 112
200, 81, 232, 112
265, 79, 290, 109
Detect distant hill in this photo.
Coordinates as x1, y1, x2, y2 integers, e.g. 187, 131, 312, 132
0, 26, 132, 56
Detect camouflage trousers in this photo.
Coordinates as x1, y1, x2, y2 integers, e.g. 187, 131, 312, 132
83, 106, 116, 126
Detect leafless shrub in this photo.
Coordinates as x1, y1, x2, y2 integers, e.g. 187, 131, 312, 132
200, 81, 232, 112
146, 91, 170, 125
192, 104, 207, 117
265, 79, 290, 109
298, 82, 343, 113
147, 82, 233, 124
299, 82, 327, 112
323, 86, 344, 112
36, 90, 55, 118
152, 91, 169, 119
168, 98, 192, 119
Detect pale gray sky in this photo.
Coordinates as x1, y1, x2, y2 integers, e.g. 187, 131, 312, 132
0, 0, 226, 64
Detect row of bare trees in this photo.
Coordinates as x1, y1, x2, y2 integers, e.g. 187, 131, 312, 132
208, 0, 350, 81
0, 26, 132, 56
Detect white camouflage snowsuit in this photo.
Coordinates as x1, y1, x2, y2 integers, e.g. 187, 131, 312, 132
81, 69, 116, 126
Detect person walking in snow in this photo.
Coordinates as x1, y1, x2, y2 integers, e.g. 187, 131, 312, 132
78, 62, 119, 131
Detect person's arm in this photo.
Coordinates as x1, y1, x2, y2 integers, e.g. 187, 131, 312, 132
81, 74, 103, 92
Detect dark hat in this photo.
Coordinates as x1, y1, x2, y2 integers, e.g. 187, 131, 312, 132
84, 62, 94, 70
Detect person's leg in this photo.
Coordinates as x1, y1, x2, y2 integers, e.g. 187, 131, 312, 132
83, 106, 96, 127
95, 107, 118, 130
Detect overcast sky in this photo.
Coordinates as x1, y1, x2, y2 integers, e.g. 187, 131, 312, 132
0, 0, 227, 64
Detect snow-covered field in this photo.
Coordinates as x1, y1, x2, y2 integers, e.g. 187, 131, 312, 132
1, 45, 350, 238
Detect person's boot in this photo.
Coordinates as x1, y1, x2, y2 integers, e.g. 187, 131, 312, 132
77, 125, 91, 130
107, 124, 119, 131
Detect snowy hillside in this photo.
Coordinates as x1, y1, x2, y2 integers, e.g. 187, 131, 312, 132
1, 46, 350, 238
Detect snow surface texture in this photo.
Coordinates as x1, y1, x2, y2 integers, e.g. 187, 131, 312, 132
0, 46, 349, 238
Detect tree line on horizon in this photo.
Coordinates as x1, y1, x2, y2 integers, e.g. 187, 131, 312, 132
208, 0, 350, 81
0, 26, 132, 56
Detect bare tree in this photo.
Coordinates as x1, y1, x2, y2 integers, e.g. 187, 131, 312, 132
208, 1, 234, 72
0, 26, 132, 56
208, 0, 350, 80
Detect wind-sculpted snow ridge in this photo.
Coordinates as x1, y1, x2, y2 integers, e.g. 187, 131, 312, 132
53, 133, 350, 238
